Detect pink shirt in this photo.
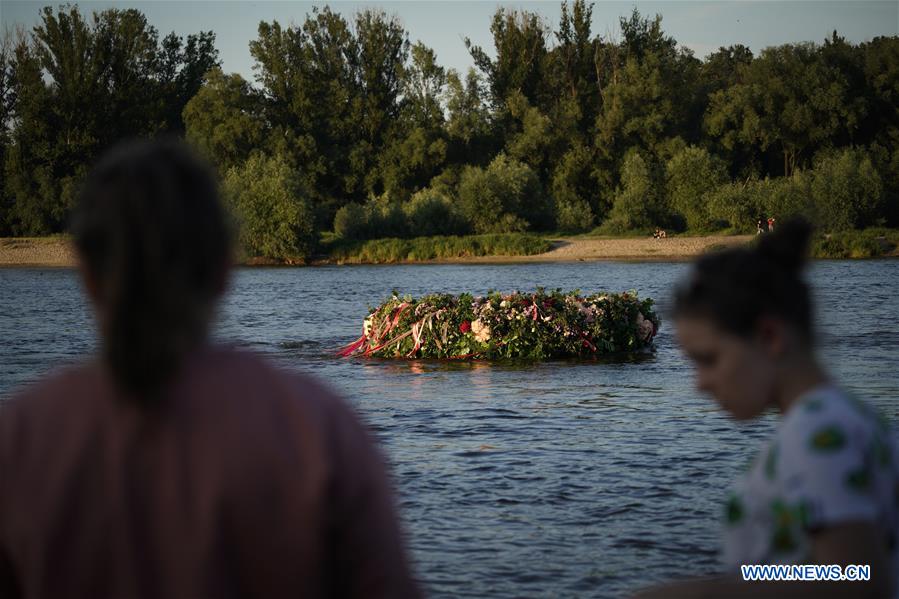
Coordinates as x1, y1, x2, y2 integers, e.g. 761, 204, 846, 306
0, 346, 421, 599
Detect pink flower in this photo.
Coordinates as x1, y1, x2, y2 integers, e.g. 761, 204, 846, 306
636, 313, 654, 341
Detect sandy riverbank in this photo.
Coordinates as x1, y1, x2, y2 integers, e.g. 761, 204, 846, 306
1, 235, 754, 267
0, 238, 77, 267
443, 235, 753, 263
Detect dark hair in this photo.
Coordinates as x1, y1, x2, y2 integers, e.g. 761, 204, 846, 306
673, 218, 814, 344
72, 138, 232, 402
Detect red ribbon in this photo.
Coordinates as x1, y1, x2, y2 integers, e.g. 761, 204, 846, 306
336, 335, 367, 357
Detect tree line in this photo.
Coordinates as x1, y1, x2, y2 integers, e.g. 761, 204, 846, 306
1, 3, 897, 259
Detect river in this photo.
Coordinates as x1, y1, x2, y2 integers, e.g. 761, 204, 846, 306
2, 260, 898, 597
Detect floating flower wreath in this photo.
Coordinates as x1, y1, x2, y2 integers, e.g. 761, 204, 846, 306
338, 289, 659, 360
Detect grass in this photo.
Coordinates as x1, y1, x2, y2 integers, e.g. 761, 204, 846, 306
0, 234, 71, 244
321, 233, 553, 264
809, 228, 899, 259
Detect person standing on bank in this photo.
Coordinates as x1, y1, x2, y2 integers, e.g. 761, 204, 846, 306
0, 139, 421, 599
634, 219, 897, 598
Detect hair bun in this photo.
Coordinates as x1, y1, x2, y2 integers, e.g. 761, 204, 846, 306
756, 217, 813, 274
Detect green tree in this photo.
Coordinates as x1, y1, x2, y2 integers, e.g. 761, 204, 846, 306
706, 179, 764, 232
376, 41, 447, 201
155, 30, 220, 133
551, 142, 597, 232
761, 173, 814, 223
860, 37, 899, 224
809, 148, 883, 230
466, 8, 550, 110
699, 44, 756, 179
333, 202, 368, 239
705, 40, 867, 178
666, 146, 728, 230
504, 91, 556, 176
403, 41, 446, 126
458, 153, 550, 232
249, 8, 355, 213
377, 126, 447, 202
0, 29, 18, 234
700, 44, 754, 96
3, 5, 219, 235
444, 67, 494, 166
603, 149, 667, 232
250, 7, 408, 218
550, 0, 599, 127
183, 68, 267, 173
222, 153, 316, 261
594, 10, 701, 207
402, 187, 469, 236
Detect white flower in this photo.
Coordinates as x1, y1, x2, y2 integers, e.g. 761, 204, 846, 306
472, 319, 492, 343
500, 300, 510, 308
363, 316, 373, 337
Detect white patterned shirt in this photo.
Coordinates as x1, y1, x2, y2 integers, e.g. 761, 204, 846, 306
722, 385, 899, 572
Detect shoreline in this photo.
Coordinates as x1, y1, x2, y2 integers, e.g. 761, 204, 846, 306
1, 235, 752, 267
2, 234, 895, 267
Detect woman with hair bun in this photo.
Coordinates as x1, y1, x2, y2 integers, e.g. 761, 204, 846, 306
0, 139, 421, 599
635, 219, 897, 598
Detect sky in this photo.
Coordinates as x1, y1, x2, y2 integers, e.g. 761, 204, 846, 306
3, 0, 897, 86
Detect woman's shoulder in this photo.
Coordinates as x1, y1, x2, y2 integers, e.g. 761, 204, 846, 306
197, 345, 342, 398
780, 384, 889, 443
774, 384, 897, 507
189, 345, 377, 462
191, 344, 357, 424
2, 360, 106, 415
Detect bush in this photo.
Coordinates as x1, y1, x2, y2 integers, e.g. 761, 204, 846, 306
666, 146, 728, 231
602, 150, 667, 232
403, 188, 470, 236
335, 188, 470, 240
333, 203, 368, 240
710, 175, 814, 230
551, 144, 597, 232
551, 145, 596, 233
809, 148, 884, 231
809, 228, 898, 259
706, 179, 764, 233
364, 193, 409, 239
760, 173, 814, 224
223, 153, 316, 262
328, 233, 552, 263
429, 165, 464, 197
458, 153, 551, 233
554, 196, 596, 233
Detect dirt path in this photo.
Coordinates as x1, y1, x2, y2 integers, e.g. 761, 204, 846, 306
0, 235, 753, 267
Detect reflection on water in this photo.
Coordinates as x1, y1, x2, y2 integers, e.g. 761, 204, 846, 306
1, 260, 898, 597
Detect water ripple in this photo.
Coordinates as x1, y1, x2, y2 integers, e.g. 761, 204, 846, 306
1, 260, 898, 597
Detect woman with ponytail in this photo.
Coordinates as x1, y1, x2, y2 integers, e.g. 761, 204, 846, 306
636, 219, 897, 598
0, 139, 420, 599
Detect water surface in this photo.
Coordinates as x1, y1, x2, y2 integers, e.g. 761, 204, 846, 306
2, 260, 898, 597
